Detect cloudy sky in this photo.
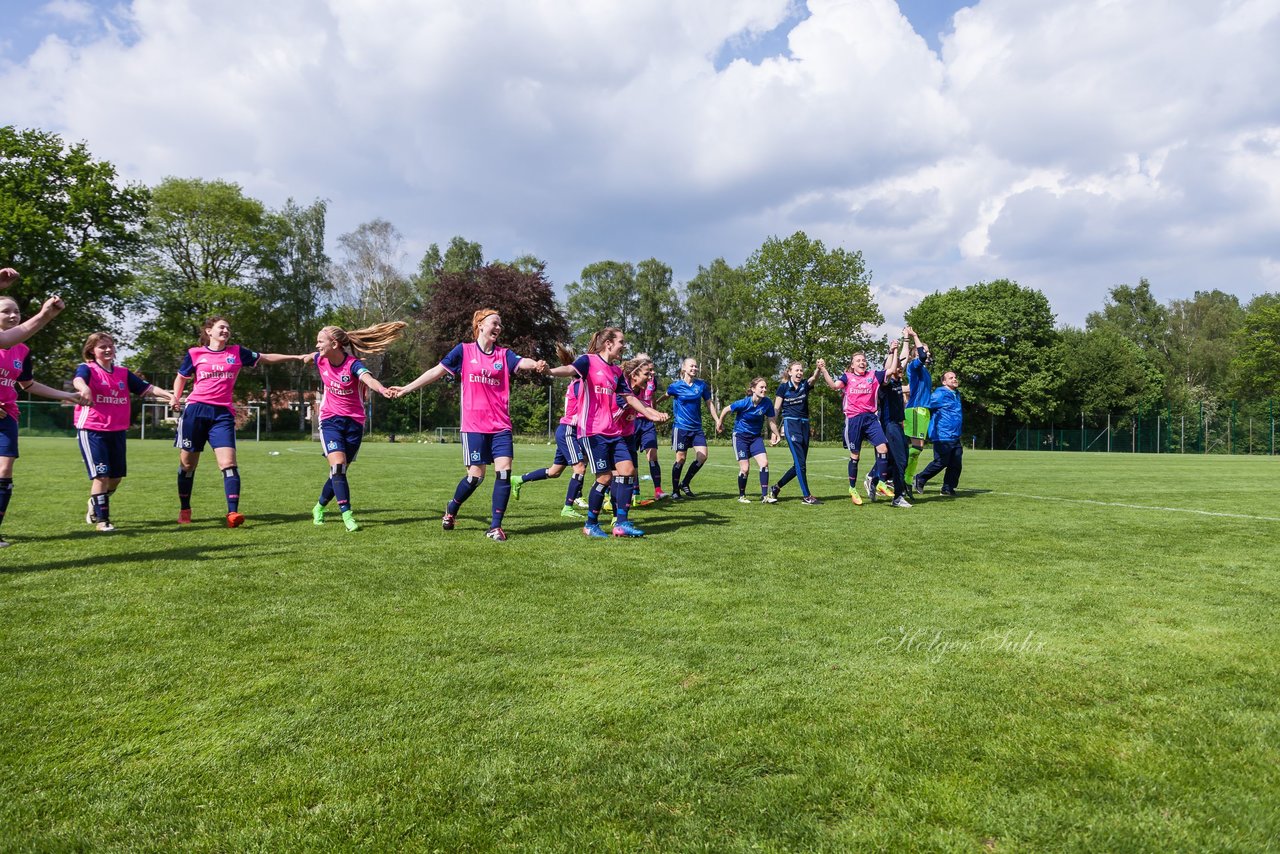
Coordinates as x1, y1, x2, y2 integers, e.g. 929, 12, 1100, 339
3, 0, 1279, 330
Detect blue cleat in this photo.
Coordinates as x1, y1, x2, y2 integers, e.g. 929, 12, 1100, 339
611, 520, 645, 538
582, 523, 610, 539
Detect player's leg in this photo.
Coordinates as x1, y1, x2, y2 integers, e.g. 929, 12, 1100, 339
755, 446, 774, 502
0, 448, 16, 546
582, 437, 613, 538
610, 444, 643, 537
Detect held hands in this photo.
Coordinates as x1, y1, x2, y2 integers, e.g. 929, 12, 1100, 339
815, 357, 826, 371
385, 387, 404, 399
770, 433, 780, 446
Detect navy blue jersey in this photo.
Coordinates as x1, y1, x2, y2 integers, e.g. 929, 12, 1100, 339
666, 379, 711, 431
879, 376, 906, 424
729, 395, 775, 437
775, 379, 812, 420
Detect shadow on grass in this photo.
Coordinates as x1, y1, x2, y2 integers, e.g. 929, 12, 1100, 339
2, 543, 243, 575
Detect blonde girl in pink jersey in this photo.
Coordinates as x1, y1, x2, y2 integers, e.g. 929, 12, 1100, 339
171, 316, 311, 528
0, 294, 88, 548
308, 321, 405, 532
388, 309, 547, 542
546, 329, 667, 538
73, 332, 174, 532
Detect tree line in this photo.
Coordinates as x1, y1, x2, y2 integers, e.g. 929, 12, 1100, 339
3, 127, 1277, 438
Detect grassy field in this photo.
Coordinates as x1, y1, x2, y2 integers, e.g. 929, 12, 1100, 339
1, 436, 1277, 851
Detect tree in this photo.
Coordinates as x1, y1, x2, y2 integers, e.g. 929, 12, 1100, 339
1057, 326, 1164, 417
565, 261, 639, 349
744, 231, 882, 368
905, 279, 1062, 421
1085, 278, 1169, 359
0, 126, 149, 374
1227, 293, 1280, 400
134, 177, 282, 376
683, 258, 766, 405
1165, 290, 1243, 408
630, 259, 685, 374
415, 235, 484, 302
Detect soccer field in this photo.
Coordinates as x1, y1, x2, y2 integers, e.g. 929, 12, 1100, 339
2, 437, 1277, 851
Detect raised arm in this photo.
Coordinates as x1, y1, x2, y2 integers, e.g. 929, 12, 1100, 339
884, 340, 901, 376
818, 359, 842, 390
0, 294, 65, 349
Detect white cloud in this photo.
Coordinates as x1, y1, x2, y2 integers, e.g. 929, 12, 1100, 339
1, 0, 1278, 329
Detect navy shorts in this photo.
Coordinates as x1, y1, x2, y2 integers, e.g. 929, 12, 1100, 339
734, 434, 766, 460
671, 426, 708, 452
176, 402, 237, 453
553, 423, 583, 467
635, 419, 659, 451
78, 429, 128, 479
843, 413, 887, 453
462, 430, 514, 466
625, 431, 640, 463
0, 415, 19, 458
320, 416, 364, 462
582, 434, 632, 474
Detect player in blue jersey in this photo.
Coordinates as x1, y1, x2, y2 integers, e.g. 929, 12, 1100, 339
865, 338, 912, 508
660, 357, 714, 498
770, 360, 822, 505
902, 325, 933, 489
716, 377, 779, 503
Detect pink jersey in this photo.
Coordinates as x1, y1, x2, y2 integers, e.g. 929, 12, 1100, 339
559, 380, 581, 427
574, 353, 630, 438
182, 345, 258, 410
638, 377, 656, 408
840, 370, 881, 417
443, 342, 519, 433
316, 353, 369, 423
614, 403, 638, 437
0, 343, 31, 420
75, 362, 149, 431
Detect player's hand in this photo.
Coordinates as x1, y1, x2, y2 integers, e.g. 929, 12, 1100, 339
76, 390, 93, 406
378, 386, 395, 398
386, 386, 403, 398
815, 358, 826, 370
0, 268, 18, 289
41, 294, 65, 315
770, 434, 780, 446
651, 411, 668, 423
533, 359, 548, 373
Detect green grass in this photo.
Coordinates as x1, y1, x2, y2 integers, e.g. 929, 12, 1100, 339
2, 437, 1277, 851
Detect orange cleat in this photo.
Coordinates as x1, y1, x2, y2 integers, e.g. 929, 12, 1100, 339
226, 512, 245, 528
178, 509, 192, 524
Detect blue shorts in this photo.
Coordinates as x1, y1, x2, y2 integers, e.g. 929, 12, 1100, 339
462, 430, 514, 466
0, 415, 19, 458
734, 434, 766, 460
553, 423, 583, 467
320, 416, 364, 462
635, 419, 659, 452
582, 434, 632, 474
176, 402, 237, 453
625, 432, 640, 463
78, 429, 128, 479
671, 426, 708, 452
843, 413, 887, 453
781, 417, 810, 446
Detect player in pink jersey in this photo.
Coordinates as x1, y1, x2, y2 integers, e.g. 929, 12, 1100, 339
308, 322, 405, 533
0, 267, 69, 349
171, 316, 311, 528
546, 329, 667, 538
0, 295, 88, 548
388, 309, 547, 542
72, 333, 174, 532
619, 356, 656, 509
628, 352, 666, 502
817, 348, 898, 506
510, 378, 590, 519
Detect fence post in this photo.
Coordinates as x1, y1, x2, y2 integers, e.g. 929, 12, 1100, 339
1107, 412, 1111, 452
1157, 415, 1160, 454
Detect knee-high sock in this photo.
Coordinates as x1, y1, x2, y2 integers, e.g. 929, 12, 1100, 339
91, 492, 110, 522
737, 472, 748, 496
671, 460, 684, 490
0, 477, 13, 528
318, 478, 335, 507
491, 470, 511, 529
178, 468, 194, 511
587, 480, 608, 525
681, 459, 704, 487
848, 458, 858, 490
447, 475, 482, 516
331, 471, 351, 513
905, 445, 922, 480
222, 467, 240, 513
522, 467, 549, 483
649, 460, 662, 491
564, 472, 584, 506
759, 466, 769, 497
612, 475, 633, 522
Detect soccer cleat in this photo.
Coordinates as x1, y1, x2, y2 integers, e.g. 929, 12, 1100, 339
602, 495, 613, 513
892, 495, 913, 508
573, 497, 589, 508
670, 489, 683, 500
0, 537, 8, 548
770, 485, 781, 501
876, 482, 894, 498
849, 487, 863, 506
654, 488, 668, 500
801, 495, 823, 506
342, 510, 360, 532
86, 499, 95, 525
863, 473, 875, 499
95, 521, 116, 532
761, 494, 778, 504
582, 523, 610, 539
485, 526, 507, 541
226, 512, 245, 528
441, 512, 456, 530
560, 505, 586, 519
737, 495, 752, 503
312, 503, 325, 525
637, 498, 655, 507
611, 520, 645, 537
912, 475, 926, 495
681, 486, 696, 498
940, 488, 957, 497
178, 509, 193, 525
511, 474, 525, 500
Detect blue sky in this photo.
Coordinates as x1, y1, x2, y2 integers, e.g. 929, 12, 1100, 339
3, 0, 1278, 334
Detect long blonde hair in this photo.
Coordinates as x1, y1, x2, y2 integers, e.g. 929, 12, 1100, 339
322, 321, 407, 356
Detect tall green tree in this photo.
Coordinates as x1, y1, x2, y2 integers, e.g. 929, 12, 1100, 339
0, 126, 149, 374
1085, 278, 1169, 359
744, 231, 882, 368
1057, 326, 1164, 417
630, 258, 685, 374
1227, 293, 1280, 400
565, 261, 639, 349
683, 258, 765, 404
905, 279, 1062, 420
1164, 289, 1243, 408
